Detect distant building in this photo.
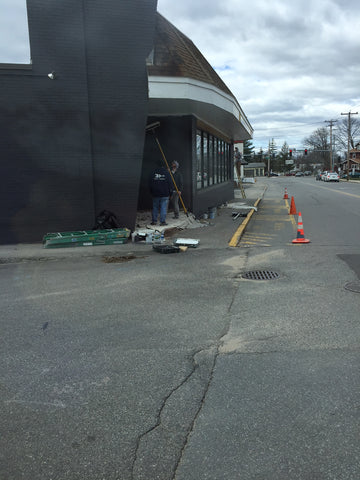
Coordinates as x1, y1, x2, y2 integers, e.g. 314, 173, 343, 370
243, 163, 265, 177
340, 146, 360, 174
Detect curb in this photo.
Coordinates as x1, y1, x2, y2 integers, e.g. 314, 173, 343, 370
228, 188, 266, 247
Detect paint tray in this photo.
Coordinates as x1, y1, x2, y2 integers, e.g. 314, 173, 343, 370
153, 244, 180, 254
173, 238, 200, 248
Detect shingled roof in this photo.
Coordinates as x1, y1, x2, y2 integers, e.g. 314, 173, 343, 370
148, 13, 234, 98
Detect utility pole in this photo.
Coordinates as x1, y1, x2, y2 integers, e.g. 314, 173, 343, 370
325, 120, 337, 170
341, 111, 358, 180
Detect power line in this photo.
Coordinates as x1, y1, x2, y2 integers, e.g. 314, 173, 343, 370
255, 121, 324, 134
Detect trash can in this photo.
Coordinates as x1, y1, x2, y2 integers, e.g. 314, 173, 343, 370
208, 207, 217, 219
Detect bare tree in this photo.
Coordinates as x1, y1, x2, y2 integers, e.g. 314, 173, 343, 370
303, 127, 330, 169
335, 118, 360, 151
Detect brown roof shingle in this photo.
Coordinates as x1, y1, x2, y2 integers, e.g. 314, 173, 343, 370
148, 13, 234, 98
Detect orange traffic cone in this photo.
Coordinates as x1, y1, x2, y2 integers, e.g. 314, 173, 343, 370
283, 187, 289, 199
292, 212, 310, 244
288, 196, 297, 215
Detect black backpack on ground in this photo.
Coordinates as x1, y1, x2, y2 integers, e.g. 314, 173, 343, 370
93, 210, 120, 230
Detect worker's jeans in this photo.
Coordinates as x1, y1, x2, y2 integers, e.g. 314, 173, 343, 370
171, 192, 180, 217
152, 196, 169, 224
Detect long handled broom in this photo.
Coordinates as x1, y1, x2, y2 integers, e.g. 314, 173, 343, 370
146, 122, 189, 217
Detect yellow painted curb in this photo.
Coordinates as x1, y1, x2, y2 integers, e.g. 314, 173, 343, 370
229, 196, 262, 247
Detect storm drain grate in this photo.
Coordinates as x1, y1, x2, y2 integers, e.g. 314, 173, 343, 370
242, 270, 280, 280
344, 281, 360, 293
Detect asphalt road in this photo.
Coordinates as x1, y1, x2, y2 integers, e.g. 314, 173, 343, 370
1, 177, 359, 480
177, 178, 360, 479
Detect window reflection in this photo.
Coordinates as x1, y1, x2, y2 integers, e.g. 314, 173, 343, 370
196, 131, 202, 190
203, 132, 208, 188
196, 129, 231, 190
208, 136, 214, 186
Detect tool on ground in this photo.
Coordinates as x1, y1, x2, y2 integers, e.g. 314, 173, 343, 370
173, 238, 200, 248
146, 122, 189, 217
152, 244, 180, 254
232, 211, 247, 220
292, 212, 310, 244
289, 196, 297, 215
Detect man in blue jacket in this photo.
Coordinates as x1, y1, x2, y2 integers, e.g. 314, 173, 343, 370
149, 163, 173, 226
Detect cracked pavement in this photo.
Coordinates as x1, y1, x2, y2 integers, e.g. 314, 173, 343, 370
0, 232, 247, 480
1, 177, 360, 479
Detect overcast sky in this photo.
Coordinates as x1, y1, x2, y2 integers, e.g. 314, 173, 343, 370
157, 0, 360, 151
1, 1, 359, 151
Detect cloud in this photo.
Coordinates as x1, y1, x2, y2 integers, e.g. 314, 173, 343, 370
1, 0, 359, 150
158, 0, 360, 149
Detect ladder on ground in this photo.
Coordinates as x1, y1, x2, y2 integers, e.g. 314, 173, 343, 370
238, 178, 246, 198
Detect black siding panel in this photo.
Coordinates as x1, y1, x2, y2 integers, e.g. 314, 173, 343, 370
0, 0, 157, 244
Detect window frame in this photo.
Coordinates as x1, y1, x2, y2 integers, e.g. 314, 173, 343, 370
196, 127, 232, 190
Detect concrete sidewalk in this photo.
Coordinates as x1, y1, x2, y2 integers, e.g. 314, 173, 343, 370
0, 178, 268, 262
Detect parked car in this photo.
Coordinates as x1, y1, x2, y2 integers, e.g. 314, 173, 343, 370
295, 172, 304, 177
323, 171, 339, 182
304, 171, 312, 176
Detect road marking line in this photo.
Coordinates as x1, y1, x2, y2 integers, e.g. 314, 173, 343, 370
243, 234, 275, 239
304, 183, 360, 199
256, 215, 292, 221
284, 199, 297, 228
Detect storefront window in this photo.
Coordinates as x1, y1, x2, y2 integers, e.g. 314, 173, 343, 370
203, 132, 208, 188
225, 143, 230, 179
208, 136, 214, 186
196, 128, 231, 189
213, 138, 218, 184
219, 140, 224, 183
196, 130, 202, 190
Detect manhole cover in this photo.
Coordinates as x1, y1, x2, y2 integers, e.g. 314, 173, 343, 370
242, 270, 280, 280
344, 281, 360, 293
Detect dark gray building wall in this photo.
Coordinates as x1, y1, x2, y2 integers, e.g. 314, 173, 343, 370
0, 0, 157, 244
